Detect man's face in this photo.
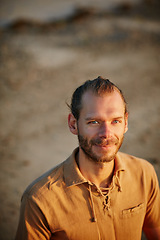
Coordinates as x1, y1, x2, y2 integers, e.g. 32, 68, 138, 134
75, 90, 128, 163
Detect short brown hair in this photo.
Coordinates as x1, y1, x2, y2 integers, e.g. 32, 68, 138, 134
69, 76, 128, 120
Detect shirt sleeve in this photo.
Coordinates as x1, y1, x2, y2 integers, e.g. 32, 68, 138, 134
15, 194, 51, 240
143, 165, 160, 228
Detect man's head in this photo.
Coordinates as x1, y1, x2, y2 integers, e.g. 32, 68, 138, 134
68, 76, 128, 163
69, 76, 128, 121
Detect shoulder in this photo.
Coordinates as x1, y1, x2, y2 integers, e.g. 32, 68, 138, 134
22, 160, 66, 200
21, 149, 78, 204
118, 152, 157, 178
117, 152, 160, 199
118, 152, 154, 168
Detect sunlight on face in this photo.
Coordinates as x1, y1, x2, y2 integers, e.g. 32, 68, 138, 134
77, 90, 128, 163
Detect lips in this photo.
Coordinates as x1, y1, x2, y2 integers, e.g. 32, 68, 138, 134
96, 144, 112, 147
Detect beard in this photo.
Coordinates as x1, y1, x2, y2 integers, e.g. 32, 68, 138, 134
78, 134, 124, 163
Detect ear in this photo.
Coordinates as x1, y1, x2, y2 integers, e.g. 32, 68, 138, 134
68, 113, 78, 135
124, 113, 128, 133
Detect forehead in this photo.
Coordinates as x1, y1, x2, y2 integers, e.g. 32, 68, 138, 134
80, 90, 125, 117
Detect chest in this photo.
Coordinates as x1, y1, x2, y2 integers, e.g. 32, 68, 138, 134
45, 182, 146, 240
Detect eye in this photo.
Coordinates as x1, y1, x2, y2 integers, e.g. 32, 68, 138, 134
88, 120, 99, 125
112, 120, 121, 124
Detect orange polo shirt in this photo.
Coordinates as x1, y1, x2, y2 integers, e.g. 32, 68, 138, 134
15, 148, 160, 240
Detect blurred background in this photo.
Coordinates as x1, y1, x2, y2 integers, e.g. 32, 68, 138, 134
0, 0, 160, 239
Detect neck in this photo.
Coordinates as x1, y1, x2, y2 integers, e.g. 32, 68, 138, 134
77, 150, 115, 189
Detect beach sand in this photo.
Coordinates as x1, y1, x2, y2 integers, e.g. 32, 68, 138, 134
0, 1, 160, 239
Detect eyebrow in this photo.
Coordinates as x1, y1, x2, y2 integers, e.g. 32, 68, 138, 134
85, 116, 124, 121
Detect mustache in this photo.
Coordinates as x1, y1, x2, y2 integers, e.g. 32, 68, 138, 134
90, 137, 118, 146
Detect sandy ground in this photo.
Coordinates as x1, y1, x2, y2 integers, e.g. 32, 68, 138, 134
0, 1, 160, 239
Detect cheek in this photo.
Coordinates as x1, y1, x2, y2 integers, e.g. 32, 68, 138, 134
78, 123, 97, 137
113, 126, 126, 138
81, 130, 97, 139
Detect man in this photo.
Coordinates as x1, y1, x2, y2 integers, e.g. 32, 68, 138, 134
15, 76, 160, 240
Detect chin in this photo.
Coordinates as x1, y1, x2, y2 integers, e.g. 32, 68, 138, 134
90, 152, 116, 163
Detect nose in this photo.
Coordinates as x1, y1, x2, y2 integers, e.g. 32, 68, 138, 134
99, 122, 112, 138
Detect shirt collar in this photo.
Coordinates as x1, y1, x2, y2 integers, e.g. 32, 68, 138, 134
63, 148, 126, 187
114, 152, 126, 174
64, 148, 88, 187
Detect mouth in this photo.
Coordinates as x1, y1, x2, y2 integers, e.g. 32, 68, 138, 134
94, 143, 113, 150
90, 137, 118, 152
